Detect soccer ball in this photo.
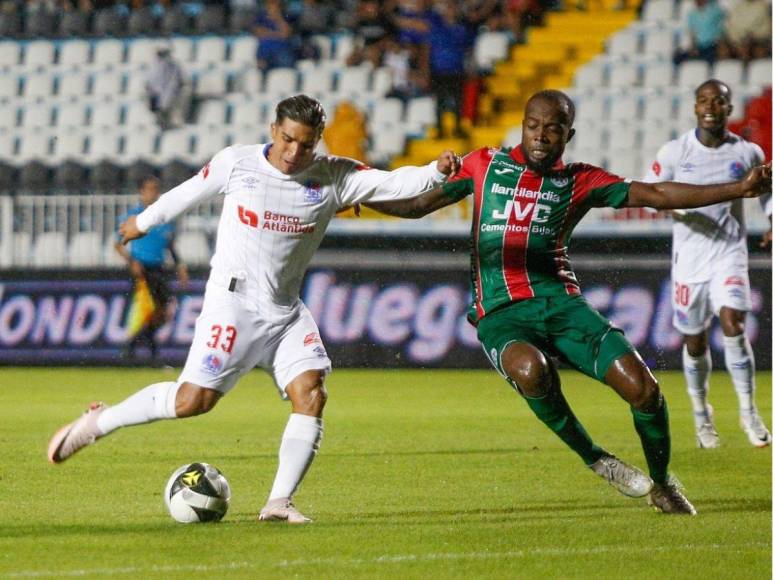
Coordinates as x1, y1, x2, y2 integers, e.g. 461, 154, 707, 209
164, 462, 231, 523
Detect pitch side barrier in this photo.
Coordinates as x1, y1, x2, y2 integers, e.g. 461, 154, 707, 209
0, 255, 770, 369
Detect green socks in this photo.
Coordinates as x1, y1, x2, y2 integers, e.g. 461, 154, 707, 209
631, 398, 671, 485
524, 389, 604, 465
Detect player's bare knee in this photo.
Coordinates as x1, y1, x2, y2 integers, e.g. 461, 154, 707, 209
719, 307, 745, 337
175, 382, 221, 417
631, 374, 661, 412
501, 343, 552, 397
286, 371, 328, 416
684, 333, 708, 357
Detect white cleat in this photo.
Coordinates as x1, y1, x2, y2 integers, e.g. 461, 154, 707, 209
740, 413, 771, 448
47, 402, 106, 464
589, 453, 654, 498
696, 405, 720, 449
648, 476, 697, 515
259, 497, 311, 524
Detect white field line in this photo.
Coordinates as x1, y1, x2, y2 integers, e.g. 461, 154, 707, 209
4, 542, 769, 578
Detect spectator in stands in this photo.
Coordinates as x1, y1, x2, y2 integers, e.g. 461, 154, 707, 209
345, 0, 395, 67
322, 101, 370, 164
391, 0, 431, 48
254, 0, 297, 70
114, 175, 188, 363
503, 0, 543, 44
145, 45, 185, 130
382, 35, 427, 101
673, 0, 725, 65
426, 0, 476, 137
291, 0, 335, 60
723, 0, 772, 62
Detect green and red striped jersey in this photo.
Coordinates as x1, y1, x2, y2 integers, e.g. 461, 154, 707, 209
444, 145, 631, 324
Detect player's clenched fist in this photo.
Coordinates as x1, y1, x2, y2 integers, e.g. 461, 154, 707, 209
436, 150, 463, 178
119, 215, 144, 244
740, 163, 772, 198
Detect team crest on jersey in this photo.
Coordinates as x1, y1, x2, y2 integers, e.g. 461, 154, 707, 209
201, 353, 223, 375
728, 161, 745, 180
549, 175, 569, 188
304, 181, 323, 203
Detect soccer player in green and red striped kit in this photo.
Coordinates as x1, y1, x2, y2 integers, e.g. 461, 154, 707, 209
368, 90, 771, 515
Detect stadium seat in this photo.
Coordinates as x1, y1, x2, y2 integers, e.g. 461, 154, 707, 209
194, 69, 228, 97
264, 68, 299, 98
574, 60, 607, 91
311, 35, 333, 61
642, 27, 677, 59
157, 128, 193, 163
124, 101, 157, 128
575, 96, 607, 124
93, 8, 128, 37
229, 7, 258, 33
194, 5, 226, 34
197, 101, 228, 126
56, 101, 88, 128
607, 153, 641, 178
237, 67, 263, 94
191, 127, 229, 163
51, 131, 87, 163
336, 66, 371, 97
405, 97, 437, 134
712, 60, 744, 90
368, 97, 404, 129
93, 39, 126, 68
24, 41, 55, 70
608, 94, 640, 122
0, 104, 19, 129
170, 37, 195, 64
195, 37, 228, 67
641, 60, 674, 90
127, 7, 159, 37
20, 103, 54, 128
32, 232, 67, 268
123, 128, 160, 162
0, 41, 21, 68
125, 72, 148, 98
608, 61, 640, 90
19, 160, 51, 192
58, 40, 91, 70
0, 133, 16, 160
230, 36, 258, 67
57, 70, 90, 99
747, 59, 772, 90
300, 67, 335, 96
68, 232, 104, 267
332, 34, 355, 64
12, 232, 32, 267
473, 32, 509, 72
641, 0, 675, 23
641, 92, 676, 122
0, 75, 21, 99
230, 124, 269, 147
606, 121, 639, 152
641, 122, 674, 156
85, 131, 122, 163
572, 120, 607, 151
607, 30, 640, 58
175, 230, 210, 266
370, 128, 406, 164
58, 10, 89, 38
17, 131, 52, 163
676, 0, 696, 23
127, 38, 161, 69
677, 60, 711, 88
22, 72, 55, 100
90, 160, 123, 192
91, 71, 125, 98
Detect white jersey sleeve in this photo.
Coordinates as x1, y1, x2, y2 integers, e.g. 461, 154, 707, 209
330, 158, 447, 208
643, 140, 678, 183
136, 147, 237, 232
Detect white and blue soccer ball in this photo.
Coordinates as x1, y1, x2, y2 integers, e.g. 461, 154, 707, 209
164, 462, 231, 523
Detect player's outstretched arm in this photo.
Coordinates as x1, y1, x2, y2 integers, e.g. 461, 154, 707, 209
625, 163, 771, 209
364, 151, 465, 218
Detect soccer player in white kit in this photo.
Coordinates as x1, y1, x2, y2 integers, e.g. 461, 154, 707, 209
644, 80, 771, 449
47, 95, 463, 523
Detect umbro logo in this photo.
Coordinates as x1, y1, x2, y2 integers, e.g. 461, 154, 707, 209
494, 168, 515, 175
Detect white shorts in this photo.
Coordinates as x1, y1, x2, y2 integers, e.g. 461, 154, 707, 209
671, 251, 752, 335
179, 283, 332, 398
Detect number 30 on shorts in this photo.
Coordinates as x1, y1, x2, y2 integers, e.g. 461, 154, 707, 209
206, 324, 237, 353
673, 282, 690, 307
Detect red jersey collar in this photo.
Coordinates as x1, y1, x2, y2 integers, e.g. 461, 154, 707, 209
510, 144, 565, 171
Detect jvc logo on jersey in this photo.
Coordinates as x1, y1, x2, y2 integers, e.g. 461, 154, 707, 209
238, 205, 258, 228
492, 200, 552, 223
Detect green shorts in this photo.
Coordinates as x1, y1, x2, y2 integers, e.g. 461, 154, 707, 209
477, 294, 635, 384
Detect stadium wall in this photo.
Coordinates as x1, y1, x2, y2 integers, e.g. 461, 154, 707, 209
0, 257, 770, 370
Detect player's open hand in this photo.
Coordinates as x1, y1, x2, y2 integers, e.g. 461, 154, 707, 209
119, 215, 145, 245
740, 163, 772, 198
436, 150, 463, 179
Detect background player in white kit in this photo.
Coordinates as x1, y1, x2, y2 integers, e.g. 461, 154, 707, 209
644, 79, 771, 449
48, 95, 463, 523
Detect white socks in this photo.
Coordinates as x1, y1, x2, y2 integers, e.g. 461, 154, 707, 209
269, 413, 323, 501
683, 345, 712, 427
723, 334, 756, 418
96, 381, 180, 435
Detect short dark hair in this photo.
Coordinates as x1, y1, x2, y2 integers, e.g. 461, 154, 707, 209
527, 90, 576, 126
695, 79, 732, 102
275, 94, 327, 135
138, 175, 160, 189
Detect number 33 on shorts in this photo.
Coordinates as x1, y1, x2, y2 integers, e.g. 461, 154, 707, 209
206, 324, 237, 353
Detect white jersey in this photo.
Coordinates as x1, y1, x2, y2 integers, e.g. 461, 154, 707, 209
643, 129, 765, 282
137, 144, 447, 305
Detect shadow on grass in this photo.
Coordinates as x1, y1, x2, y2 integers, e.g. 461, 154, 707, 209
691, 498, 771, 514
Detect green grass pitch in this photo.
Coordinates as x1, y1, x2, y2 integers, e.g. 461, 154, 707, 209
1, 368, 770, 579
